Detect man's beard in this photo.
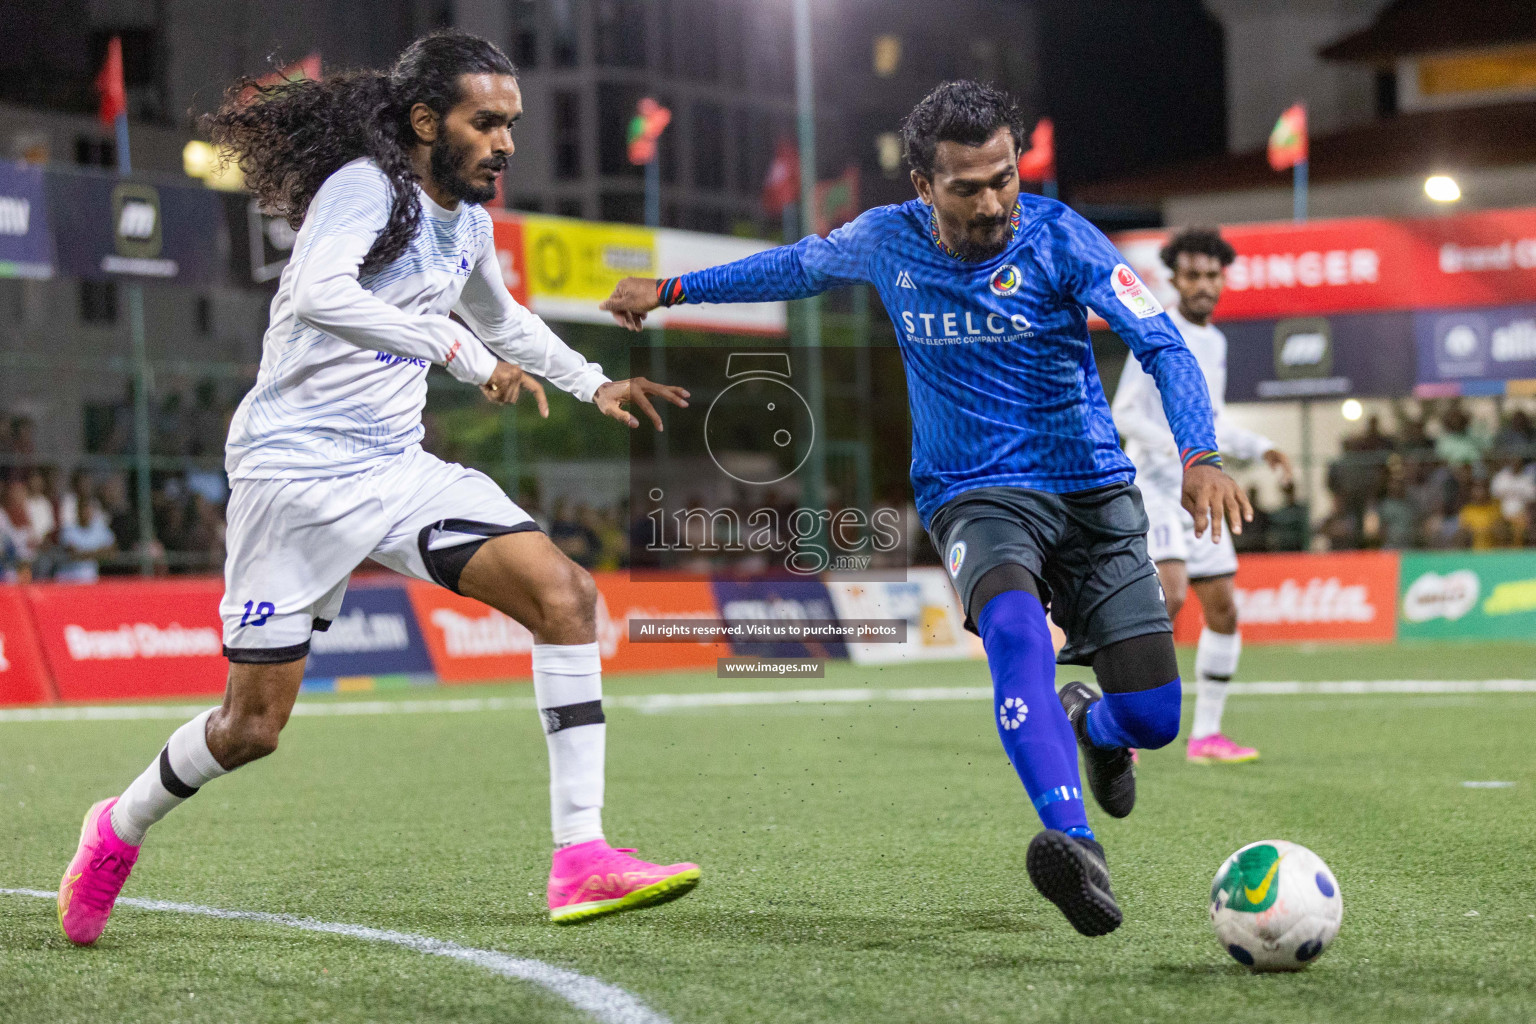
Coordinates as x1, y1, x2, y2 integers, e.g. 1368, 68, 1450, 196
429, 135, 503, 204
955, 217, 1011, 262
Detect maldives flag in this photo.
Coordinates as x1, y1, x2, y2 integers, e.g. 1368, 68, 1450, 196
95, 36, 127, 127
1267, 103, 1307, 171
1017, 118, 1054, 182
813, 165, 859, 236
762, 140, 800, 217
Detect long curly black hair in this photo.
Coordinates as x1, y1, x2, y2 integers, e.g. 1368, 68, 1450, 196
204, 31, 515, 274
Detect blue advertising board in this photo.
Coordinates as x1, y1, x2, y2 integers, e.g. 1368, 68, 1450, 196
0, 162, 53, 278
47, 168, 224, 284
1414, 303, 1536, 396
709, 577, 849, 659
305, 581, 436, 680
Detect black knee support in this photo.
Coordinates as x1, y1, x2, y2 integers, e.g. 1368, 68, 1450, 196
1092, 631, 1180, 694
417, 519, 541, 594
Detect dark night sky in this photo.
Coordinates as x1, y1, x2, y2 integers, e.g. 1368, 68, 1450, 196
1033, 0, 1227, 197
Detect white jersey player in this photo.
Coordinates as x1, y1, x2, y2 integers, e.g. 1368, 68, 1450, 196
59, 33, 700, 949
1112, 228, 1293, 765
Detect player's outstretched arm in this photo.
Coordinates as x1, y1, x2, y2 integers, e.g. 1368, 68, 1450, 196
1181, 463, 1252, 542
600, 214, 880, 330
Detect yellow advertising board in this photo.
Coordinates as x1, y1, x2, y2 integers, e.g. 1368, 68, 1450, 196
520, 215, 658, 304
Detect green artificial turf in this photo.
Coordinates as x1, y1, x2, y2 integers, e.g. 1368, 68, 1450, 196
2, 645, 1533, 1023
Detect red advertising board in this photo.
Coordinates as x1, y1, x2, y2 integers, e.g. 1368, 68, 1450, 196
27, 579, 228, 701
407, 572, 727, 683
0, 586, 54, 705
1108, 207, 1536, 324
489, 213, 530, 307
1172, 551, 1400, 645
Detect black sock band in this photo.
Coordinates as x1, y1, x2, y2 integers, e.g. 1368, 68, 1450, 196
540, 700, 605, 735
158, 746, 200, 799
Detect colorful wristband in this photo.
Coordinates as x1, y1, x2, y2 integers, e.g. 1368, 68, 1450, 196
656, 277, 686, 307
1181, 449, 1223, 471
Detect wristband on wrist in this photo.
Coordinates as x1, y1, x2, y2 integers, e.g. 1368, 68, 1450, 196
1181, 448, 1223, 471
656, 277, 686, 307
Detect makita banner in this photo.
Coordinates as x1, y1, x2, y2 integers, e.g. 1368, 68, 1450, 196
1109, 207, 1536, 323
47, 168, 225, 284
26, 579, 227, 701
1172, 551, 1400, 645
305, 580, 434, 680
0, 162, 53, 279
407, 572, 727, 682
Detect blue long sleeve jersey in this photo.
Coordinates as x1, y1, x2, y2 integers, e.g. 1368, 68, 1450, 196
673, 195, 1220, 526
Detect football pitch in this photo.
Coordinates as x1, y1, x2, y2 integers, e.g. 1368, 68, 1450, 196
3, 643, 1533, 1024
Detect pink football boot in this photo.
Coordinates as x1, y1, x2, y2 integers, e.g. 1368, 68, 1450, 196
548, 840, 700, 924
58, 798, 140, 945
1186, 733, 1260, 764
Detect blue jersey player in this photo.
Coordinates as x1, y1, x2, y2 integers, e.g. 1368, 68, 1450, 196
602, 81, 1251, 936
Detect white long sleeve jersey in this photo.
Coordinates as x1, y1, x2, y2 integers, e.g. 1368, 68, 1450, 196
1111, 306, 1273, 490
226, 158, 609, 481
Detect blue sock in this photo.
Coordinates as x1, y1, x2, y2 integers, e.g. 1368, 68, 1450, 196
977, 591, 1092, 840
1084, 679, 1183, 750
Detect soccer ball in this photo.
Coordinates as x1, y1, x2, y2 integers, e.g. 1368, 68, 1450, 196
1210, 840, 1342, 972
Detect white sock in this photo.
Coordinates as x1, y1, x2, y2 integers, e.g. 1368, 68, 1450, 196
1191, 628, 1242, 739
533, 642, 606, 848
110, 708, 230, 845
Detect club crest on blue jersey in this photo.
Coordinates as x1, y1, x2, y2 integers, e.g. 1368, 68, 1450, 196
948, 540, 967, 577
989, 264, 1022, 297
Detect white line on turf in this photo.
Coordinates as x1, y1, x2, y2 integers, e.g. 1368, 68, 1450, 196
1, 679, 1534, 724
0, 888, 670, 1024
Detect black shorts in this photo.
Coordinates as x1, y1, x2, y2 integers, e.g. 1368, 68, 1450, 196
926, 482, 1171, 666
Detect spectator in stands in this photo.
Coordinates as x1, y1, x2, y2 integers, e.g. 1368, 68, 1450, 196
549, 499, 598, 568
1492, 409, 1535, 456
1435, 401, 1490, 466
1352, 414, 1393, 452
1456, 477, 1510, 549
1318, 490, 1361, 551
1, 478, 35, 580
1233, 486, 1269, 553
1490, 456, 1536, 546
1266, 480, 1311, 552
187, 379, 227, 458
1369, 475, 1419, 550
55, 474, 118, 582
184, 491, 227, 573
4, 415, 37, 482
24, 466, 58, 550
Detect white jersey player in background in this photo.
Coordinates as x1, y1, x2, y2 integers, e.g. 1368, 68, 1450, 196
1112, 227, 1293, 764
58, 31, 699, 949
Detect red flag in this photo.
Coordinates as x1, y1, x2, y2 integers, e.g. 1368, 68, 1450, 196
762, 140, 800, 218
626, 97, 672, 166
1267, 103, 1307, 171
1017, 118, 1054, 182
813, 165, 860, 236
95, 36, 127, 127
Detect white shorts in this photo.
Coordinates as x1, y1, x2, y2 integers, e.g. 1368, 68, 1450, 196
1141, 481, 1238, 580
221, 446, 534, 660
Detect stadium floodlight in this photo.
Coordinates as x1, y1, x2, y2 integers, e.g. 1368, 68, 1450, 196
1424, 175, 1461, 202
1342, 399, 1364, 421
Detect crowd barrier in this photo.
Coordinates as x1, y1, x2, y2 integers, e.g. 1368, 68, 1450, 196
4, 555, 1532, 706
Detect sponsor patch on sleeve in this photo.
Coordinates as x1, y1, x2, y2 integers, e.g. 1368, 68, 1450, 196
1110, 263, 1164, 319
